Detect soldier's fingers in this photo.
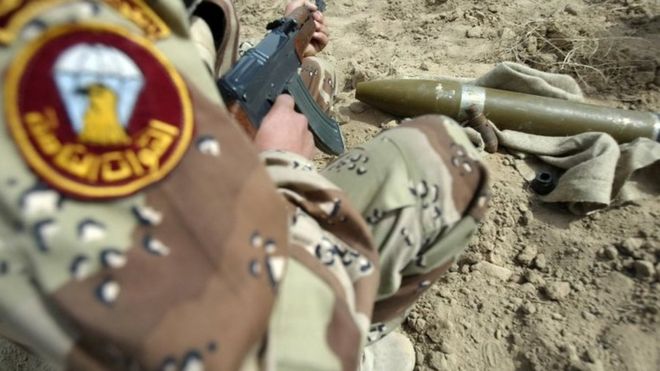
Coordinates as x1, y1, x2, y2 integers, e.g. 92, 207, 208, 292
317, 22, 328, 36
303, 130, 315, 158
312, 11, 324, 23
304, 1, 318, 12
284, 0, 317, 16
312, 31, 329, 48
273, 94, 296, 110
313, 19, 328, 36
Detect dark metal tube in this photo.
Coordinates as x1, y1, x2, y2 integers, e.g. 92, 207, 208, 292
356, 79, 660, 143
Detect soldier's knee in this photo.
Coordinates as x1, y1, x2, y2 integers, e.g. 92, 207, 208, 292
385, 114, 490, 221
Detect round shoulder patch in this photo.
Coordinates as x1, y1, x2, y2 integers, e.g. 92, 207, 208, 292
5, 23, 193, 200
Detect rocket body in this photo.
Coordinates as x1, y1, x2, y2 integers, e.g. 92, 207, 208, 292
356, 79, 660, 143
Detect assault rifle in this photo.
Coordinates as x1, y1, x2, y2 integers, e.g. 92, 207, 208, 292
217, 0, 345, 155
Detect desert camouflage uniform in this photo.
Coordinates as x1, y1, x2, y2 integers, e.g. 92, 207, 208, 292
0, 1, 488, 370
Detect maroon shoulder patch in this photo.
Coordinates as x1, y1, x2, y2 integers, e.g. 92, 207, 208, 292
4, 23, 194, 200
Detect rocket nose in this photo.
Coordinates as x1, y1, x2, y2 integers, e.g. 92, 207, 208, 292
355, 80, 399, 113
356, 79, 431, 117
356, 79, 462, 118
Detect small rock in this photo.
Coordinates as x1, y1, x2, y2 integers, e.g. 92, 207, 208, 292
428, 352, 447, 371
623, 258, 635, 270
517, 246, 538, 266
520, 302, 537, 315
411, 318, 426, 333
620, 238, 643, 256
487, 252, 504, 266
348, 102, 367, 114
564, 4, 578, 15
537, 53, 558, 65
439, 341, 454, 354
525, 36, 538, 54
415, 348, 425, 367
426, 320, 452, 344
600, 245, 619, 260
437, 287, 452, 298
585, 347, 599, 363
473, 261, 513, 281
633, 260, 655, 280
582, 311, 596, 321
519, 211, 534, 226
379, 120, 398, 129
551, 312, 563, 320
520, 282, 536, 293
544, 281, 571, 301
534, 254, 547, 270
420, 61, 430, 71
500, 27, 516, 40
525, 270, 545, 286
466, 26, 484, 38
459, 252, 482, 265
656, 264, 660, 281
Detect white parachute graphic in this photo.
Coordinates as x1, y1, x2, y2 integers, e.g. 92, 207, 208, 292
53, 43, 145, 138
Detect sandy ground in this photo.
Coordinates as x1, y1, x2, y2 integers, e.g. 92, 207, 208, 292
2, 0, 659, 370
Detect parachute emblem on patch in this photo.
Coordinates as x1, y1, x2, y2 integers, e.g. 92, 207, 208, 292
4, 24, 194, 200
54, 43, 145, 146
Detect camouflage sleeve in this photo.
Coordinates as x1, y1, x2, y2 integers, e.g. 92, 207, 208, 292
0, 1, 289, 370
260, 150, 380, 370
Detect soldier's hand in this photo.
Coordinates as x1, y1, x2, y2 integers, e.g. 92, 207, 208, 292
284, 0, 329, 57
255, 94, 315, 159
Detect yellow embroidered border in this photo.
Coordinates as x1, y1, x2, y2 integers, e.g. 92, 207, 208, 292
4, 23, 193, 199
102, 0, 170, 40
0, 1, 170, 45
0, 0, 72, 44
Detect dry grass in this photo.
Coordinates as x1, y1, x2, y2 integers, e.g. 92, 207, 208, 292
502, 19, 656, 93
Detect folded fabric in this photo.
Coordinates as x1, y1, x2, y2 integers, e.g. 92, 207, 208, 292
471, 61, 585, 102
464, 62, 660, 214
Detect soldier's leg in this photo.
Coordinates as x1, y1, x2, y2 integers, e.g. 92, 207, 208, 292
321, 115, 490, 363
299, 56, 338, 113
189, 0, 240, 77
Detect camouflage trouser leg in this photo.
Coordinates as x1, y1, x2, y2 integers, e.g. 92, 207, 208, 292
299, 57, 337, 113
190, 0, 240, 77
322, 116, 490, 343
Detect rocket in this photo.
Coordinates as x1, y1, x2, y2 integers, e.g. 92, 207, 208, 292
356, 79, 660, 143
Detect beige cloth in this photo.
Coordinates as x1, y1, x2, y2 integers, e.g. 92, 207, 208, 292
466, 62, 660, 214
472, 61, 585, 102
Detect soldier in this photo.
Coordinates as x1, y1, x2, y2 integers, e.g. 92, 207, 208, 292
0, 1, 489, 370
